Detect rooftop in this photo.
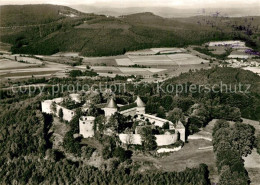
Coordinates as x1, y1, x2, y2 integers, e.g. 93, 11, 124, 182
135, 96, 146, 107
106, 98, 118, 108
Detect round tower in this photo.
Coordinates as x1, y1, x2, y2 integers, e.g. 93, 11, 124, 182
135, 96, 146, 115
103, 98, 118, 117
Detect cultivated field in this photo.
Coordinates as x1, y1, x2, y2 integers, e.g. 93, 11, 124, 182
117, 53, 208, 66
0, 55, 43, 70
0, 47, 211, 80
0, 58, 39, 69
0, 59, 71, 79
89, 66, 167, 75
150, 48, 185, 54
128, 55, 174, 65
243, 67, 260, 75
115, 58, 135, 66
52, 52, 79, 57
167, 53, 208, 65
125, 49, 157, 55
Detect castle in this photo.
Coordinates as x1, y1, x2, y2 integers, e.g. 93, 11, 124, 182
79, 96, 186, 146
42, 94, 186, 147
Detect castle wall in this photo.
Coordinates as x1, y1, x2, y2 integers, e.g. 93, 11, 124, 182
176, 128, 186, 142
120, 107, 137, 117
140, 114, 169, 127
157, 146, 182, 153
155, 134, 178, 146
41, 99, 75, 122
188, 135, 212, 141
55, 105, 75, 122
119, 133, 178, 146
136, 107, 145, 115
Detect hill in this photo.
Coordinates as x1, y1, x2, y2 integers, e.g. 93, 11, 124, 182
0, 4, 86, 27
71, 5, 260, 18
0, 4, 259, 56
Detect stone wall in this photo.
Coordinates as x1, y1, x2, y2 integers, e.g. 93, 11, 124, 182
55, 105, 75, 122
119, 133, 178, 146
188, 135, 212, 141
120, 107, 137, 117
157, 146, 182, 153
41, 99, 75, 122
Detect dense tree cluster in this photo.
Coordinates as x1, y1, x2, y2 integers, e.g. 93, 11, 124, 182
256, 134, 260, 155
69, 70, 98, 78
140, 126, 157, 151
0, 157, 210, 184
212, 120, 255, 184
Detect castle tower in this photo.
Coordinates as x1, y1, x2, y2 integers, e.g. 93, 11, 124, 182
102, 98, 118, 117
175, 120, 186, 142
135, 96, 146, 115
79, 116, 95, 138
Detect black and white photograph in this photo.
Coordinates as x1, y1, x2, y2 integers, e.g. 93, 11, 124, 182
0, 0, 260, 184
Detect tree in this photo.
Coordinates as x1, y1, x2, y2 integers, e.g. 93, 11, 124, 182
256, 134, 260, 155
140, 127, 157, 151
162, 122, 169, 130
157, 106, 166, 119
58, 108, 63, 121
94, 115, 106, 132
219, 165, 249, 185
167, 108, 184, 124
161, 95, 173, 111
231, 122, 255, 157
107, 112, 130, 133
87, 104, 99, 117
113, 147, 132, 162
50, 102, 57, 114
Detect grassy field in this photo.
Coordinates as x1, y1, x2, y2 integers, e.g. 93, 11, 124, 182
0, 57, 71, 80
132, 139, 218, 183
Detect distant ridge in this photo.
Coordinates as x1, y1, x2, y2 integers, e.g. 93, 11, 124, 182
71, 5, 260, 18
0, 4, 84, 27
0, 4, 259, 57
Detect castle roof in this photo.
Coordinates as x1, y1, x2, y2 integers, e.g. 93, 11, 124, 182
135, 96, 145, 107
106, 98, 118, 108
